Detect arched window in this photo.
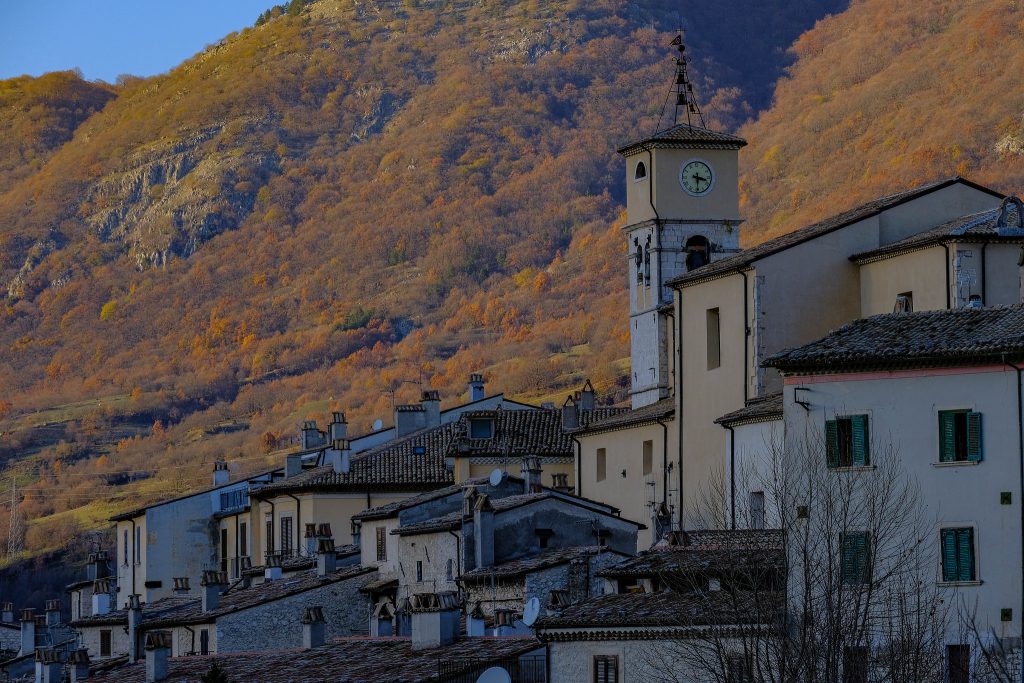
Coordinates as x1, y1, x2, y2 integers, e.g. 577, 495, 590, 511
685, 235, 711, 271
634, 161, 647, 181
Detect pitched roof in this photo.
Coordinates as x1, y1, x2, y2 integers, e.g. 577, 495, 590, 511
715, 393, 783, 427
599, 540, 784, 580
535, 590, 781, 630
71, 566, 376, 628
460, 546, 627, 582
668, 177, 1004, 288
448, 409, 576, 457
573, 398, 674, 434
87, 636, 543, 683
351, 476, 493, 522
764, 305, 1024, 373
252, 423, 459, 496
617, 123, 747, 155
850, 203, 1023, 263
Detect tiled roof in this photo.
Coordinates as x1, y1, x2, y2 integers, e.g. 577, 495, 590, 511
394, 492, 633, 536
599, 541, 784, 580
715, 393, 783, 427
573, 398, 674, 434
448, 410, 577, 457
764, 305, 1024, 372
850, 203, 1022, 262
88, 636, 543, 683
668, 177, 1003, 288
536, 590, 781, 629
617, 123, 747, 155
352, 476, 493, 522
71, 566, 376, 628
460, 546, 628, 582
252, 423, 460, 495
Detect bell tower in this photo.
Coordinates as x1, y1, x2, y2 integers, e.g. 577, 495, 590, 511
618, 34, 746, 409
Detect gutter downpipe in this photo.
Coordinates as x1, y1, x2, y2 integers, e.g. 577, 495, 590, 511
675, 284, 684, 531
726, 424, 736, 530
286, 494, 301, 558
981, 242, 988, 305
1008, 358, 1024, 652
571, 436, 583, 497
656, 417, 669, 526
129, 518, 137, 601
942, 243, 952, 309
741, 269, 750, 403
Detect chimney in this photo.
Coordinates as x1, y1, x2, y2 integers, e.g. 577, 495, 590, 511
34, 648, 62, 683
421, 391, 441, 428
44, 599, 60, 627
473, 495, 495, 569
329, 412, 348, 442
462, 486, 478, 516
561, 395, 578, 431
144, 631, 171, 683
87, 551, 110, 581
395, 404, 426, 437
304, 523, 318, 555
264, 555, 282, 582
468, 374, 485, 402
301, 606, 326, 649
127, 594, 142, 662
370, 601, 395, 637
967, 294, 983, 309
172, 577, 190, 596
520, 456, 542, 494
467, 602, 486, 637
493, 608, 516, 636
329, 439, 351, 474
579, 379, 596, 412
285, 452, 302, 478
316, 538, 337, 577
212, 460, 229, 486
1, 602, 13, 624
91, 579, 112, 616
410, 592, 460, 650
300, 421, 325, 450
69, 648, 91, 683
551, 472, 570, 492
19, 608, 35, 656
200, 570, 226, 612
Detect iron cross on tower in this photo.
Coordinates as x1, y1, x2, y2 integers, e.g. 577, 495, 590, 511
669, 32, 706, 129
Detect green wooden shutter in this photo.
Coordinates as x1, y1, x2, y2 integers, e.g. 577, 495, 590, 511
966, 412, 983, 462
941, 529, 958, 582
841, 534, 855, 584
841, 533, 869, 585
826, 420, 839, 468
859, 533, 871, 584
851, 415, 870, 466
938, 411, 957, 462
957, 528, 975, 581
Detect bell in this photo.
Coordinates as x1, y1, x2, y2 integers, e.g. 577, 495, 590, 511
677, 93, 687, 106
676, 73, 685, 84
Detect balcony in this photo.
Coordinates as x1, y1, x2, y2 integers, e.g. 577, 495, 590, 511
218, 489, 249, 512
438, 655, 546, 682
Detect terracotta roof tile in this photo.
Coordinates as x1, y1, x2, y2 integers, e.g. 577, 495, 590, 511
574, 398, 674, 434
461, 546, 628, 582
764, 305, 1024, 372
536, 590, 782, 629
449, 409, 576, 457
617, 123, 747, 155
714, 393, 783, 427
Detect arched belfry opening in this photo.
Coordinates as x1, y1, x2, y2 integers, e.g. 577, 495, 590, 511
685, 235, 710, 271
634, 161, 647, 181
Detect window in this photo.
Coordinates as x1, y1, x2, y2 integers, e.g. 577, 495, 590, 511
593, 655, 618, 683
280, 516, 293, 556
123, 530, 129, 566
826, 415, 870, 468
634, 161, 647, 181
706, 308, 721, 369
947, 644, 970, 683
446, 559, 454, 581
726, 653, 752, 682
939, 410, 983, 462
840, 532, 871, 585
642, 440, 653, 476
596, 448, 607, 482
199, 629, 210, 655
376, 527, 387, 562
416, 561, 423, 583
239, 522, 248, 559
894, 291, 913, 313
265, 514, 273, 558
940, 527, 976, 582
686, 235, 710, 271
100, 630, 112, 657
842, 646, 869, 683
135, 527, 142, 565
749, 491, 765, 530
469, 418, 494, 439
220, 528, 228, 573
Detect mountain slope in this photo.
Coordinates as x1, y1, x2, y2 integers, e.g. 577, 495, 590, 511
738, 0, 1024, 240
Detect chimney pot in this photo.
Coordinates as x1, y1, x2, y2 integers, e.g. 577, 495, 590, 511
329, 412, 348, 441
212, 459, 229, 486
468, 374, 486, 402
44, 600, 60, 627
316, 538, 336, 576
172, 577, 190, 595
19, 609, 35, 657
579, 379, 596, 412
69, 648, 91, 683
302, 606, 326, 649
200, 570, 225, 612
127, 594, 142, 662
329, 440, 351, 474
561, 395, 579, 431
285, 452, 302, 478
144, 632, 171, 683
473, 495, 495, 570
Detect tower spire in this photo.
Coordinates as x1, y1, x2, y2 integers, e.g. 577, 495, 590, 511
663, 32, 706, 131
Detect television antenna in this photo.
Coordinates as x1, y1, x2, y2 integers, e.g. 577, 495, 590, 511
476, 668, 512, 683
522, 596, 541, 627
372, 419, 384, 431
488, 468, 504, 487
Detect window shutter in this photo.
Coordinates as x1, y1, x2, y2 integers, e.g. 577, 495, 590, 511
966, 412, 983, 462
938, 411, 957, 462
858, 533, 871, 584
841, 534, 860, 585
851, 415, 870, 466
826, 420, 839, 468
941, 529, 958, 582
957, 528, 975, 581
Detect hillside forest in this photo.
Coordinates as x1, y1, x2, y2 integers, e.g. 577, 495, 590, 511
1, 0, 1022, 592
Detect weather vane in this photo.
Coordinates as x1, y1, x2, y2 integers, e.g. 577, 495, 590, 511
658, 31, 707, 131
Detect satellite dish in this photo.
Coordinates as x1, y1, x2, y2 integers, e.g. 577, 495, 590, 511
372, 419, 384, 431
488, 468, 504, 487
522, 596, 541, 626
475, 667, 512, 683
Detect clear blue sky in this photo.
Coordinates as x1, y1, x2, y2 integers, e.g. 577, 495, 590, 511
0, 1, 276, 82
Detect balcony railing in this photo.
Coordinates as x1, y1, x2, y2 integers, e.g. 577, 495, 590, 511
438, 655, 546, 682
218, 489, 249, 512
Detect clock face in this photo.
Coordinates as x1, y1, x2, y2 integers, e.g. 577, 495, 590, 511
680, 160, 714, 196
